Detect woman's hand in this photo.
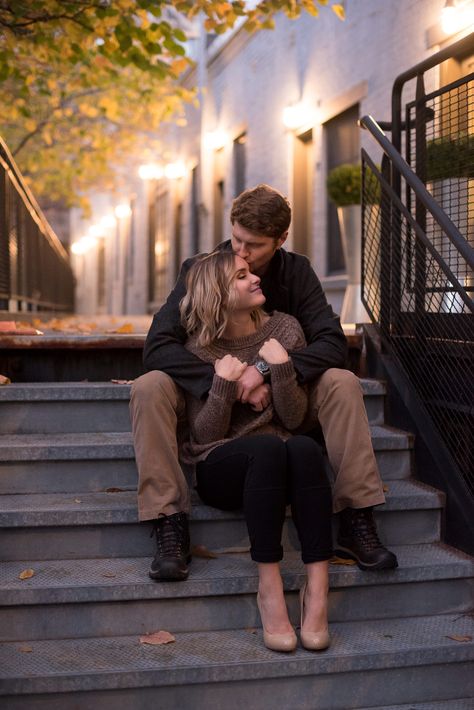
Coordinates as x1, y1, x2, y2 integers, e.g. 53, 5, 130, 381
259, 338, 289, 365
215, 354, 247, 381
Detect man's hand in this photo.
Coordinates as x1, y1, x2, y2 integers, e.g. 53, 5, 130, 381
236, 365, 264, 403
259, 338, 289, 364
247, 384, 272, 412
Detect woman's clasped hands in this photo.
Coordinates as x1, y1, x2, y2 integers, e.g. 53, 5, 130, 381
214, 354, 247, 381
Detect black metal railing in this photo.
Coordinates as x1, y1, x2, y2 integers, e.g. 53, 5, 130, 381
359, 32, 474, 508
0, 136, 74, 313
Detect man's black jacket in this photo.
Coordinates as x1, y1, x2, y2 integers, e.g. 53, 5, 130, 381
143, 241, 348, 400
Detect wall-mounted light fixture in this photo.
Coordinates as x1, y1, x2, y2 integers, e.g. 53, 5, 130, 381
282, 102, 316, 130
138, 163, 164, 180
115, 203, 132, 219
441, 0, 474, 34
164, 161, 186, 179
204, 130, 228, 150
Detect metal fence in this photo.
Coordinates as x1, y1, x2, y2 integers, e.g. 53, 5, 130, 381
361, 149, 474, 496
0, 137, 74, 313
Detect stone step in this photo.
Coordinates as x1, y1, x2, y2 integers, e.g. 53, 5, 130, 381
370, 701, 474, 710
1, 544, 472, 641
0, 424, 412, 496
0, 378, 386, 434
0, 480, 444, 561
1, 614, 473, 708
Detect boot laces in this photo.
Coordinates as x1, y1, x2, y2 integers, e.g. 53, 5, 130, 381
151, 513, 187, 558
351, 509, 383, 552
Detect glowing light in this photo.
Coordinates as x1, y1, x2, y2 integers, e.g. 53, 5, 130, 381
138, 163, 164, 180
88, 225, 104, 239
204, 130, 228, 150
164, 161, 186, 179
441, 0, 460, 33
282, 102, 316, 130
115, 203, 132, 219
71, 236, 97, 255
441, 0, 474, 33
99, 215, 116, 229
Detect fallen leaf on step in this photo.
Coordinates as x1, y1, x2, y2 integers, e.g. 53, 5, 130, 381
329, 556, 357, 566
213, 545, 250, 554
74, 498, 82, 504
19, 569, 35, 580
191, 544, 218, 559
140, 630, 175, 645
105, 487, 126, 493
383, 484, 389, 493
109, 323, 134, 334
110, 379, 134, 385
446, 634, 472, 642
245, 627, 257, 634
0, 375, 11, 385
101, 572, 116, 578
18, 645, 33, 653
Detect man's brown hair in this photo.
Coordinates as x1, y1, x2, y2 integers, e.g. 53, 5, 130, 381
230, 184, 291, 238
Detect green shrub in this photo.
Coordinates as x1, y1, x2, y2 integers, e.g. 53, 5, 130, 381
426, 134, 474, 181
326, 163, 380, 207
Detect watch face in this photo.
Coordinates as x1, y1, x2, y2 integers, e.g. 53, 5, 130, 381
255, 359, 270, 375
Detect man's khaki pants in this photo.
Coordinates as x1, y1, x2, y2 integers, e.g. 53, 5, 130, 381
129, 368, 386, 521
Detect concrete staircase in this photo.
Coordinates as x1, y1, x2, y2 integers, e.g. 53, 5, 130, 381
0, 380, 473, 709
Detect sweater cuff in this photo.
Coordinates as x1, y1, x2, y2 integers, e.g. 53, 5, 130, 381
269, 359, 295, 383
211, 374, 238, 400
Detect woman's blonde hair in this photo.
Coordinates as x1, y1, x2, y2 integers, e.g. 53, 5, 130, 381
180, 250, 264, 346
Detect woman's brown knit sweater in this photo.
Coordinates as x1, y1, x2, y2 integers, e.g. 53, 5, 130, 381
181, 311, 308, 465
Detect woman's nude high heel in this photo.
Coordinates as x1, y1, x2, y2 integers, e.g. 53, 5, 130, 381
257, 593, 297, 652
299, 582, 330, 651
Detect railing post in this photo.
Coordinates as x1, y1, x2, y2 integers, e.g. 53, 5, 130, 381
380, 153, 392, 337
415, 73, 427, 324
0, 165, 10, 309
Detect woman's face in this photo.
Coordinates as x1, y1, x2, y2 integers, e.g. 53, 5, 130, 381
229, 255, 266, 312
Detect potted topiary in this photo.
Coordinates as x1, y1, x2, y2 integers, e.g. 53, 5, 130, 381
326, 163, 378, 324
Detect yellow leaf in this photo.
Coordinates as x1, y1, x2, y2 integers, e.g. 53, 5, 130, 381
19, 569, 35, 580
18, 645, 33, 653
140, 630, 175, 645
0, 375, 11, 385
112, 323, 134, 334
332, 4, 345, 20
191, 544, 218, 559
447, 634, 472, 642
329, 556, 357, 566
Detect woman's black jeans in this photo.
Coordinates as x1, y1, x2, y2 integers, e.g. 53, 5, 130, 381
196, 434, 333, 564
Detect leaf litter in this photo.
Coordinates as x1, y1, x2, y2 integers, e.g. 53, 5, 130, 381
140, 630, 175, 646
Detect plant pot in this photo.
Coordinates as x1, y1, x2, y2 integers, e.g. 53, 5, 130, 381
337, 204, 371, 324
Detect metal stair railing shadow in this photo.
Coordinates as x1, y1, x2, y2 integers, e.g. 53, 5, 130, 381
358, 33, 474, 553
0, 135, 74, 314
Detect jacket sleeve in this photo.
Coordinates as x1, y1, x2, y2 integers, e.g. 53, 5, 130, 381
187, 374, 237, 444
288, 257, 348, 383
143, 258, 214, 399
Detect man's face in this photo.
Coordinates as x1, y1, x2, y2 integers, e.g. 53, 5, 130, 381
231, 222, 287, 276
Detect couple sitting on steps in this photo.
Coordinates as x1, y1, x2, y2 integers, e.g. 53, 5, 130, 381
130, 183, 397, 653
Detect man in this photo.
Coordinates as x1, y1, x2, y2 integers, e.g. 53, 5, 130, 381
130, 184, 398, 581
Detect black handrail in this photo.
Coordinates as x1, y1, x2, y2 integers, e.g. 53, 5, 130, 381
359, 114, 474, 272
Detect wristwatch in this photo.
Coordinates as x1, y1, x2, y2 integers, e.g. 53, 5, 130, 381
254, 358, 271, 383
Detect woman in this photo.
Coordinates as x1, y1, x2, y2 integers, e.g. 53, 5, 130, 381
179, 250, 332, 653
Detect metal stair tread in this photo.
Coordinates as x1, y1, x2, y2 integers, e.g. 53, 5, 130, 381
0, 543, 473, 606
1, 613, 473, 695
0, 425, 412, 461
0, 378, 388, 401
0, 480, 444, 527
